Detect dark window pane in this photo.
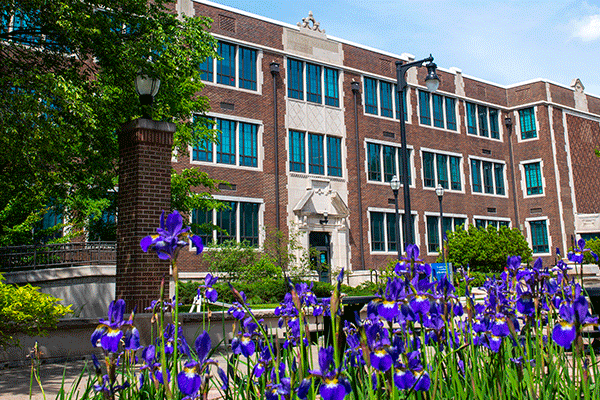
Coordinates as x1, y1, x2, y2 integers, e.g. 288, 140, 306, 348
489, 108, 499, 139
442, 217, 453, 239
478, 105, 489, 137
289, 130, 305, 172
386, 212, 397, 252
475, 219, 486, 229
380, 82, 393, 118
466, 102, 477, 135
364, 78, 378, 115
432, 94, 444, 128
192, 117, 213, 162
531, 220, 549, 253
371, 212, 385, 251
288, 59, 304, 100
324, 68, 339, 107
427, 216, 439, 253
446, 98, 456, 130
423, 151, 435, 187
306, 63, 322, 103
450, 156, 461, 190
217, 119, 236, 164
437, 154, 448, 189
494, 163, 505, 195
383, 145, 396, 182
199, 57, 213, 81
471, 159, 482, 192
525, 162, 543, 195
454, 218, 466, 230
240, 202, 259, 247
367, 143, 381, 181
520, 107, 537, 139
482, 161, 494, 194
419, 90, 431, 125
239, 47, 257, 90
239, 122, 257, 167
308, 133, 324, 175
217, 42, 236, 86
217, 202, 237, 244
327, 136, 342, 177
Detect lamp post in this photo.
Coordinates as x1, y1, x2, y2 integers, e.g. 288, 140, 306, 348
390, 175, 402, 260
396, 56, 439, 247
504, 114, 520, 232
435, 184, 446, 265
135, 71, 161, 119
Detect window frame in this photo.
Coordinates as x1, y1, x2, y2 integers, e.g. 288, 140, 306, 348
200, 41, 260, 93
362, 76, 408, 121
287, 58, 341, 107
191, 114, 263, 171
418, 90, 458, 132
526, 217, 550, 255
289, 130, 344, 178
465, 101, 502, 141
469, 156, 507, 197
472, 216, 512, 230
366, 139, 413, 186
518, 107, 537, 140
520, 159, 544, 197
421, 148, 463, 193
368, 208, 416, 253
425, 212, 469, 255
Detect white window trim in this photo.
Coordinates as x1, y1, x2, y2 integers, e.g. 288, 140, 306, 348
515, 106, 539, 143
361, 76, 411, 122
464, 101, 504, 142
367, 208, 419, 254
190, 195, 265, 251
525, 216, 551, 256
420, 148, 465, 194
472, 215, 512, 228
284, 56, 342, 109
201, 42, 263, 95
287, 130, 345, 179
417, 91, 460, 134
189, 113, 264, 172
519, 158, 545, 199
424, 212, 469, 256
365, 140, 415, 188
467, 155, 509, 198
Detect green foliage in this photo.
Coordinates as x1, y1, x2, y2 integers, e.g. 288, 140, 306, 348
583, 238, 600, 265
0, 274, 71, 347
262, 228, 308, 278
0, 0, 219, 245
445, 224, 532, 273
171, 168, 228, 217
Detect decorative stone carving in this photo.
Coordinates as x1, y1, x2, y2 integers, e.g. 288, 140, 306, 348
571, 78, 585, 93
571, 78, 589, 112
297, 11, 325, 33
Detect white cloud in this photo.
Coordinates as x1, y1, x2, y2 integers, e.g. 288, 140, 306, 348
572, 14, 600, 41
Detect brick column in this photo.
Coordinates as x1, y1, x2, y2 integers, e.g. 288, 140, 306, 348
116, 118, 175, 312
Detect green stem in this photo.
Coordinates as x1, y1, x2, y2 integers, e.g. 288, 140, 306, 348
172, 258, 179, 397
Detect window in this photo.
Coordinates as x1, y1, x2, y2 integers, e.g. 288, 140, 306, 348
370, 211, 413, 252
288, 58, 340, 106
367, 142, 412, 184
200, 42, 258, 91
192, 117, 260, 168
470, 158, 505, 195
524, 162, 543, 195
419, 91, 457, 130
529, 220, 549, 254
289, 131, 342, 177
475, 219, 511, 229
192, 200, 261, 247
422, 151, 462, 190
363, 77, 407, 120
466, 102, 500, 139
519, 108, 537, 139
427, 216, 439, 253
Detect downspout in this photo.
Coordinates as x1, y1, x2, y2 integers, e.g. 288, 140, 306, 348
351, 80, 366, 270
505, 114, 520, 231
270, 62, 281, 231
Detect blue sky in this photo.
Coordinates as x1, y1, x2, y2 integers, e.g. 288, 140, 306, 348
205, 0, 600, 97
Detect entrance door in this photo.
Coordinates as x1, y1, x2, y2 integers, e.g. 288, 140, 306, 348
309, 232, 331, 283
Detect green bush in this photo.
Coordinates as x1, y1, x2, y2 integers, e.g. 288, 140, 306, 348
583, 238, 600, 265
445, 224, 532, 273
0, 274, 71, 347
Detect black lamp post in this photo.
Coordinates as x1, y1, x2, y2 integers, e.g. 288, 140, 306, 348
135, 71, 161, 119
396, 56, 440, 246
435, 184, 446, 265
504, 114, 520, 232
390, 175, 402, 260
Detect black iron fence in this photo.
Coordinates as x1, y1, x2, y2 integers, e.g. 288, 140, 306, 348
0, 241, 116, 273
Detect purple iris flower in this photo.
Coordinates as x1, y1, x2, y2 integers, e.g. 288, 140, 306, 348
91, 299, 133, 353
177, 330, 219, 397
140, 210, 203, 260
409, 276, 434, 316
552, 295, 598, 349
394, 351, 430, 392
365, 320, 392, 372
252, 344, 272, 377
141, 345, 169, 385
199, 273, 219, 302
94, 375, 130, 396
231, 317, 260, 357
568, 238, 598, 263
228, 291, 249, 320
308, 347, 352, 400
265, 362, 291, 400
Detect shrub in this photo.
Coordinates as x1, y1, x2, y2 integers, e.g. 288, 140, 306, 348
583, 238, 600, 265
0, 274, 71, 347
445, 224, 532, 273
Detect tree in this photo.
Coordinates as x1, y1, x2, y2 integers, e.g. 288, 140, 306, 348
0, 0, 219, 245
444, 224, 533, 273
0, 274, 71, 347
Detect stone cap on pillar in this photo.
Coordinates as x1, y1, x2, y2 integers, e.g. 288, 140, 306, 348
119, 118, 176, 147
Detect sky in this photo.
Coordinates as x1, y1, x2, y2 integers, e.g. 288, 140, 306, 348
206, 0, 600, 97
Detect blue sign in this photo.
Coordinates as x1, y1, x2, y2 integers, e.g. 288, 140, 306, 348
431, 263, 452, 281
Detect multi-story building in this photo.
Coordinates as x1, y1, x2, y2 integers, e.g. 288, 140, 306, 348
175, 0, 600, 279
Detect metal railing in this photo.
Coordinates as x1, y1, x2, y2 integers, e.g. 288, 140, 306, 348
0, 241, 116, 273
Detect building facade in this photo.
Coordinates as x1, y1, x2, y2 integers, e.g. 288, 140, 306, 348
174, 0, 600, 278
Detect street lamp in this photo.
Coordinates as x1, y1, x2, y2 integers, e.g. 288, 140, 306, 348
435, 184, 446, 265
396, 55, 439, 247
135, 70, 161, 118
390, 175, 402, 260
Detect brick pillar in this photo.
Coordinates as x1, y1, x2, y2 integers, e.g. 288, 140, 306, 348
116, 118, 175, 312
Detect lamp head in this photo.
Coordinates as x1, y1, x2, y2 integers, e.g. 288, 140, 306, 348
435, 184, 444, 198
351, 80, 360, 93
504, 114, 513, 128
424, 62, 440, 92
270, 61, 280, 75
135, 71, 161, 107
390, 175, 401, 191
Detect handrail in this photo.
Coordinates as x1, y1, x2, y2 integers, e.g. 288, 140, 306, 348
0, 241, 116, 273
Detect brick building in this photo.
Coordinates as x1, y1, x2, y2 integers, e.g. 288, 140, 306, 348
174, 0, 600, 278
